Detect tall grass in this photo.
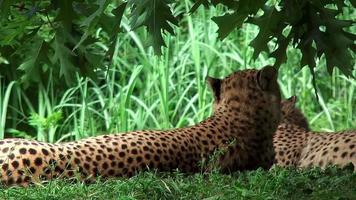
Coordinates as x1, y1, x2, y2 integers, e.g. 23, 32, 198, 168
0, 1, 355, 141
0, 80, 16, 139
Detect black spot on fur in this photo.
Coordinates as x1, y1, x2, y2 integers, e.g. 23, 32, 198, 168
11, 161, 19, 169
15, 177, 22, 184
29, 167, 36, 174
102, 162, 109, 169
49, 159, 57, 166
2, 147, 9, 153
84, 163, 90, 170
127, 157, 133, 164
29, 148, 37, 155
108, 154, 115, 160
34, 157, 43, 166
108, 169, 115, 176
2, 163, 8, 171
67, 171, 74, 177
50, 148, 56, 153
22, 159, 30, 166
74, 158, 81, 164
333, 147, 339, 152
8, 153, 15, 160
7, 178, 14, 185
19, 148, 27, 154
41, 148, 49, 156
341, 152, 348, 158
136, 156, 143, 163
118, 162, 124, 168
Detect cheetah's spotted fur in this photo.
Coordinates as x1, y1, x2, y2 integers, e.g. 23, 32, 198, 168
0, 66, 281, 186
273, 96, 356, 169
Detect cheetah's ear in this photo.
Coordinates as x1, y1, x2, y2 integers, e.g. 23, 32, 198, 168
287, 95, 297, 105
256, 66, 278, 91
283, 95, 297, 112
207, 76, 222, 102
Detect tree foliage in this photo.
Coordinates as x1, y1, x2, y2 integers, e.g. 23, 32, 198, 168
0, 0, 355, 87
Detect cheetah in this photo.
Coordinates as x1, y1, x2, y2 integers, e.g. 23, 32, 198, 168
273, 96, 356, 170
273, 96, 310, 167
0, 66, 281, 186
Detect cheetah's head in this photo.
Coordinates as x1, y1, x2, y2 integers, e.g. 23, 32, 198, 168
281, 96, 309, 130
207, 66, 281, 129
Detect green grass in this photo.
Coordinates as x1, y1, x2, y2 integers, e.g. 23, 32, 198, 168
1, 167, 355, 200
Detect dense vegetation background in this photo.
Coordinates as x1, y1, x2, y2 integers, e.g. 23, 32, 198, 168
0, 0, 355, 142
0, 1, 355, 198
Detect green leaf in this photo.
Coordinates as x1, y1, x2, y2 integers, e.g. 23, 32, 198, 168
300, 42, 316, 70
99, 2, 127, 39
351, 0, 356, 7
249, 6, 283, 59
29, 111, 63, 130
18, 39, 51, 85
128, 0, 178, 55
190, 0, 210, 13
107, 2, 127, 37
25, 6, 40, 19
73, 0, 111, 51
85, 51, 104, 73
280, 0, 305, 24
334, 0, 346, 11
312, 8, 355, 77
299, 41, 319, 100
53, 29, 77, 85
212, 0, 266, 40
212, 11, 248, 40
0, 16, 33, 46
211, 0, 239, 8
72, 2, 100, 16
270, 35, 291, 68
56, 0, 77, 31
0, 0, 11, 19
325, 47, 354, 77
105, 2, 127, 60
18, 59, 40, 82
